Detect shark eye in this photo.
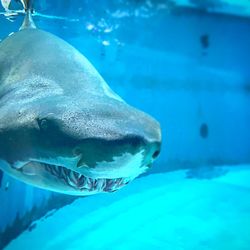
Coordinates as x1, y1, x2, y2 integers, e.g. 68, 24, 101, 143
37, 118, 49, 131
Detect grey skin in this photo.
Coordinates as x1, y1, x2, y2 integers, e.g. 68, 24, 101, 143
0, 11, 161, 196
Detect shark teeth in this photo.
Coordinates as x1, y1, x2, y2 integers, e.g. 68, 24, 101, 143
44, 164, 129, 193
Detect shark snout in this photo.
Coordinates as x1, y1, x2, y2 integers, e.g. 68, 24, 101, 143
69, 110, 161, 179
59, 101, 162, 174
74, 136, 160, 166
71, 135, 160, 179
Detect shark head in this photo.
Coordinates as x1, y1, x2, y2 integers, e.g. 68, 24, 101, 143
0, 84, 161, 195
0, 16, 161, 195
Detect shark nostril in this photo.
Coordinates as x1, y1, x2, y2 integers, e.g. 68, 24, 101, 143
152, 150, 160, 159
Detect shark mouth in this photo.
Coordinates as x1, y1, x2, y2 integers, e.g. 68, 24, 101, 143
42, 163, 130, 193
9, 151, 146, 194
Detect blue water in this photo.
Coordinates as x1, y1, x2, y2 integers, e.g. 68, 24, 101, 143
0, 1, 250, 249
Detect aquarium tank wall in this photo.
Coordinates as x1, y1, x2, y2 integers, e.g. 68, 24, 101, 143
0, 0, 250, 249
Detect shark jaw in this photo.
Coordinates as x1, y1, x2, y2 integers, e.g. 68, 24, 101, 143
14, 162, 133, 195
1, 150, 149, 196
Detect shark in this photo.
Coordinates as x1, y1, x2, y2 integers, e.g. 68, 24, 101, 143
0, 0, 161, 195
